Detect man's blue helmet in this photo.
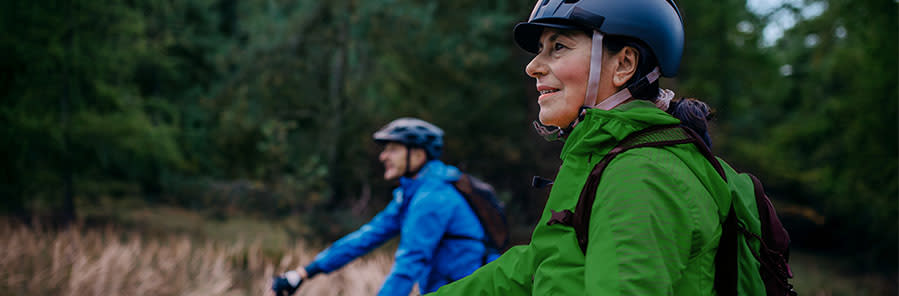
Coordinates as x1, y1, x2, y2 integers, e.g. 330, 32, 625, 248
514, 0, 685, 77
373, 118, 444, 159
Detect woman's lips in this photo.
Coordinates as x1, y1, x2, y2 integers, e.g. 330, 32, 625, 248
538, 89, 559, 102
536, 85, 560, 102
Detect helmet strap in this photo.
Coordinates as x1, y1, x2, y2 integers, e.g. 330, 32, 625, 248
404, 145, 413, 178
593, 67, 663, 110
583, 30, 668, 111
403, 145, 422, 178
532, 106, 589, 142
583, 30, 604, 107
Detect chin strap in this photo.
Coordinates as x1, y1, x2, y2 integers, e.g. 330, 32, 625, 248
403, 145, 420, 178
583, 31, 605, 107
585, 30, 674, 111
593, 67, 665, 110
532, 107, 589, 142
532, 120, 564, 142
533, 86, 674, 142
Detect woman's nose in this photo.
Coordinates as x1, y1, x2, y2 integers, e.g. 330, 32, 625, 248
525, 56, 546, 78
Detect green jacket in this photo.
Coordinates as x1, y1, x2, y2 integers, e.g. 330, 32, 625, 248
430, 100, 730, 295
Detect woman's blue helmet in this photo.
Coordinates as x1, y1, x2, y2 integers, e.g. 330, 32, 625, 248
373, 118, 444, 159
514, 0, 685, 77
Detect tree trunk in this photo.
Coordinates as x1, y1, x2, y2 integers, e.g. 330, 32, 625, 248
60, 0, 76, 224
326, 8, 349, 205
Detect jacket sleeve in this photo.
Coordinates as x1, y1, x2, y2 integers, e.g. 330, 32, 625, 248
305, 190, 404, 275
377, 183, 455, 296
427, 242, 536, 295
583, 152, 697, 295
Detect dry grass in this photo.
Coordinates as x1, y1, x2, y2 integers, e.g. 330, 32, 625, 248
789, 251, 896, 296
3, 218, 893, 296
0, 220, 401, 296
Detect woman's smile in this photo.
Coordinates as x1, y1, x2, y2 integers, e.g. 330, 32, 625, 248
536, 85, 560, 102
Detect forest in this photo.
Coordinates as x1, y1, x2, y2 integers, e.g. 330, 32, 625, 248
2, 0, 896, 294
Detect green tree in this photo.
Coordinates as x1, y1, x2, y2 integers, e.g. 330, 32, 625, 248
757, 0, 897, 266
1, 0, 195, 219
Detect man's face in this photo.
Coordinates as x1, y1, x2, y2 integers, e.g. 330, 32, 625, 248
379, 142, 428, 180
379, 142, 410, 180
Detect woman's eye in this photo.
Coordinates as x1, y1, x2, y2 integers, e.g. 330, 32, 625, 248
553, 43, 567, 51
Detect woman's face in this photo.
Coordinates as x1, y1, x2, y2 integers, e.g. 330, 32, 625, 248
525, 28, 618, 127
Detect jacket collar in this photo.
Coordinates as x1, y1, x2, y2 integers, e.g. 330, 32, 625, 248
399, 159, 461, 188
559, 100, 680, 162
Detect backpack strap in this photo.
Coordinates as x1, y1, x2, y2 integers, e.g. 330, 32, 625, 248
564, 124, 726, 252
441, 233, 491, 265
545, 124, 736, 294
454, 174, 511, 251
551, 124, 796, 296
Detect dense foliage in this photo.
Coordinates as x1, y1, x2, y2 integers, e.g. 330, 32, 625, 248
2, 0, 895, 268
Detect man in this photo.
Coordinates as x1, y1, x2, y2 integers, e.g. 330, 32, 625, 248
272, 118, 492, 296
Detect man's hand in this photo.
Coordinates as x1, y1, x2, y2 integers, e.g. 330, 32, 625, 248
271, 270, 303, 296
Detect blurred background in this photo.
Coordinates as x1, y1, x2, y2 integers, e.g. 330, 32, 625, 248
1, 0, 896, 295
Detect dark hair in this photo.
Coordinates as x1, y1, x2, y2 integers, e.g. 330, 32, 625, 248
668, 97, 715, 148
603, 37, 715, 148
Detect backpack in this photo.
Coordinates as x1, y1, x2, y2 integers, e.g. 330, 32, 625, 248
549, 125, 795, 296
452, 173, 511, 253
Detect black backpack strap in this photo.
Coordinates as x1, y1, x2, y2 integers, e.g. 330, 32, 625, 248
549, 124, 796, 296
439, 233, 489, 283
715, 205, 739, 296
559, 125, 726, 252
441, 233, 492, 267
547, 124, 737, 295
441, 233, 485, 244
454, 174, 511, 252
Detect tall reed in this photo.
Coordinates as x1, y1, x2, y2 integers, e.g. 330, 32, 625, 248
0, 220, 402, 295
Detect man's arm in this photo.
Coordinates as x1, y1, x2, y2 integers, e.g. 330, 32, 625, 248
303, 190, 405, 276
424, 181, 537, 295
376, 185, 452, 296
427, 244, 536, 295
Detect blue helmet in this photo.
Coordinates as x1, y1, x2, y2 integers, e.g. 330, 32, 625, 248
373, 118, 444, 159
514, 0, 685, 77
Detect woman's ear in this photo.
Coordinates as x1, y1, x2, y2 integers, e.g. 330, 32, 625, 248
612, 46, 639, 88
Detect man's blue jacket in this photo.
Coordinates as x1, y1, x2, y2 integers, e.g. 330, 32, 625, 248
304, 160, 491, 295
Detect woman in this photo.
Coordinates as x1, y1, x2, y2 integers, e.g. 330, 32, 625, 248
430, 0, 728, 295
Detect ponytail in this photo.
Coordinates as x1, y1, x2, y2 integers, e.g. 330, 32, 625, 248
666, 98, 714, 148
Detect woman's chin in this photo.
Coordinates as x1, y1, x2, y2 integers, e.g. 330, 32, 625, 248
537, 112, 557, 127
539, 112, 575, 128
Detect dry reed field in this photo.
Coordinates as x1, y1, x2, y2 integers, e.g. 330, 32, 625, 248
0, 220, 405, 296
2, 218, 893, 296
